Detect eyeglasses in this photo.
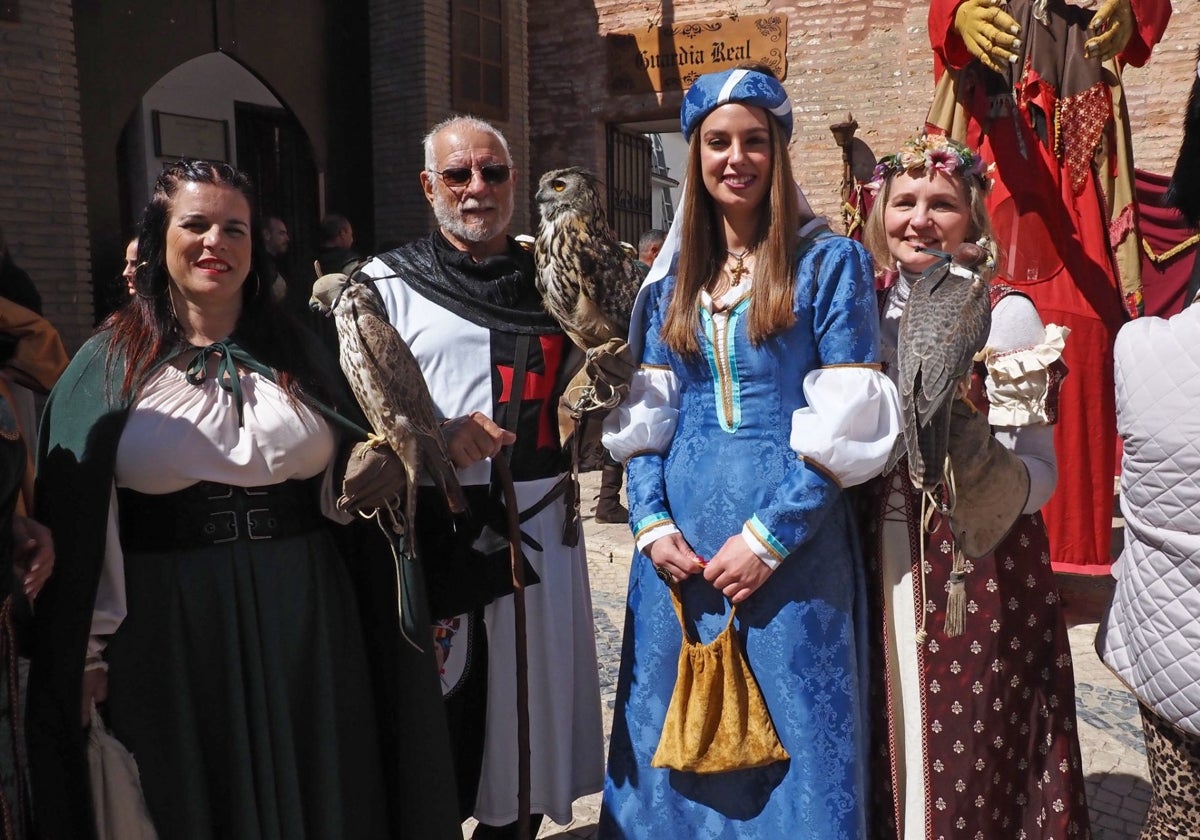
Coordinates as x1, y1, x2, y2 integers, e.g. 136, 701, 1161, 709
430, 163, 512, 187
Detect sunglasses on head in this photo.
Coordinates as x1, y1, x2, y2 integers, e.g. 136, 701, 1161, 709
432, 163, 512, 187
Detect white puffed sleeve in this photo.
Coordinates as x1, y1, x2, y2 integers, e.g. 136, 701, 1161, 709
789, 365, 901, 487
984, 323, 1070, 427
982, 294, 1068, 514
88, 484, 128, 663
600, 365, 680, 463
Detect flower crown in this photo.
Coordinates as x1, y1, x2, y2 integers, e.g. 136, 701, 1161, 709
868, 134, 991, 191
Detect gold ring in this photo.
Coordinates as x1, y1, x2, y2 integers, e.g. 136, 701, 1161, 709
655, 566, 673, 584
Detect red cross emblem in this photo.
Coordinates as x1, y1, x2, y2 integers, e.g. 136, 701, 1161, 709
497, 334, 564, 449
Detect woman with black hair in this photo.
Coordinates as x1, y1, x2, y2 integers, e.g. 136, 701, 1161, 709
27, 159, 458, 839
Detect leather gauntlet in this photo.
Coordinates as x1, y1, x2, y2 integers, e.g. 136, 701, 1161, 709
945, 398, 1030, 558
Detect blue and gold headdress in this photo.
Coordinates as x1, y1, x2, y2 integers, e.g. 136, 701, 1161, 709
680, 68, 793, 141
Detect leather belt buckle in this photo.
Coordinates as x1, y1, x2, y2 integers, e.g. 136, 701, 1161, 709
205, 510, 239, 543
246, 508, 275, 540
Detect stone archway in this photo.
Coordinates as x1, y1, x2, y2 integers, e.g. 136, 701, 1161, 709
73, 0, 371, 329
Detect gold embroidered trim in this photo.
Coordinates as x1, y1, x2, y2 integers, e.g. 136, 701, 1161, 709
799, 455, 843, 489
1142, 234, 1200, 264
634, 517, 678, 541
821, 362, 883, 370
746, 521, 786, 563
714, 317, 736, 428
640, 363, 671, 371
624, 449, 661, 461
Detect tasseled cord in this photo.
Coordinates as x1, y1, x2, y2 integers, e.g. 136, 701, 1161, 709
915, 493, 933, 646
914, 454, 968, 645
942, 457, 968, 638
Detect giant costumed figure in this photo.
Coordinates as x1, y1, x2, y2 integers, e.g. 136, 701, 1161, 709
925, 0, 1171, 572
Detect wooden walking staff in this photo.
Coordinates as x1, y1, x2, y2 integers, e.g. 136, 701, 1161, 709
491, 452, 531, 840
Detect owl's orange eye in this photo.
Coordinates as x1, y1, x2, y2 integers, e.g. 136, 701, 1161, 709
553, 181, 566, 192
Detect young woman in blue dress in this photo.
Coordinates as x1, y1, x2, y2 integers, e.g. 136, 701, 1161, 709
597, 65, 900, 838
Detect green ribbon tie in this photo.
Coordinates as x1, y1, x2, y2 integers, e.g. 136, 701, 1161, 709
184, 340, 255, 426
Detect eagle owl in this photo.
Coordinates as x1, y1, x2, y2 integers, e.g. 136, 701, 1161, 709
534, 167, 642, 351
310, 273, 466, 529
893, 243, 993, 491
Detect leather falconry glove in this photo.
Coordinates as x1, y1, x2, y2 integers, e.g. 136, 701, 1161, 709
944, 397, 1030, 558
953, 0, 1023, 75
338, 441, 408, 514
1084, 0, 1134, 62
584, 337, 636, 406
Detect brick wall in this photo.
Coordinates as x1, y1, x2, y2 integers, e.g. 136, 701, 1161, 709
1124, 3, 1197, 179
370, 0, 532, 246
369, 0, 436, 247
530, 0, 1198, 229
0, 2, 91, 352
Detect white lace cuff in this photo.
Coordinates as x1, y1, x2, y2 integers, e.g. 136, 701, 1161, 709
985, 324, 1070, 427
602, 366, 680, 463
789, 366, 901, 487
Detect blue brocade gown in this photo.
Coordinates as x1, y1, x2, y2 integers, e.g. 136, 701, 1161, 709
599, 235, 879, 839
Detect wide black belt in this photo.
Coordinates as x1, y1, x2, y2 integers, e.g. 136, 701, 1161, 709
117, 479, 322, 553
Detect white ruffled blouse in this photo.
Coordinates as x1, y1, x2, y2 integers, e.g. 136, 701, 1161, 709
89, 361, 348, 659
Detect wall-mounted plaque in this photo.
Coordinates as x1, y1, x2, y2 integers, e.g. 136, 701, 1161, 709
153, 111, 230, 162
607, 14, 787, 96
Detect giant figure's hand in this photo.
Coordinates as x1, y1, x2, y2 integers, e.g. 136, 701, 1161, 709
703, 535, 774, 605
953, 0, 1023, 74
1085, 0, 1134, 61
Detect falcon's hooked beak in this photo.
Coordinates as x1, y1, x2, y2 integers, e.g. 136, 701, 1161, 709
309, 273, 350, 317
913, 244, 952, 262
914, 243, 990, 290
915, 243, 989, 270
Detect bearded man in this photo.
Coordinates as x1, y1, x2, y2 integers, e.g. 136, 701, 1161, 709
353, 115, 604, 840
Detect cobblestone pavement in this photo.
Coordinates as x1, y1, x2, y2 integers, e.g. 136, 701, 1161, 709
466, 474, 1152, 839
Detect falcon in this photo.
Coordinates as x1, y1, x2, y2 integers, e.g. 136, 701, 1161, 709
310, 272, 466, 529
893, 242, 993, 492
533, 167, 642, 352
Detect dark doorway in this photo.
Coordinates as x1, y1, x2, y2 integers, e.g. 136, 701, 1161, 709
606, 126, 653, 247
93, 114, 143, 322
235, 101, 319, 295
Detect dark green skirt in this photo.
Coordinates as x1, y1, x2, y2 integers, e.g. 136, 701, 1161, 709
104, 529, 389, 840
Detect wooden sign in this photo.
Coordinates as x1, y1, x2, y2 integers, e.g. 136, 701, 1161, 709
607, 14, 787, 96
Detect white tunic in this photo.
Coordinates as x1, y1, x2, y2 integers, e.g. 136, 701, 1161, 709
363, 257, 606, 827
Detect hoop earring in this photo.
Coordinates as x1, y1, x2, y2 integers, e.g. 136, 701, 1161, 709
247, 270, 263, 301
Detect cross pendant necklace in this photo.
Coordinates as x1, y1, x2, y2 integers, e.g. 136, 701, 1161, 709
728, 249, 751, 286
